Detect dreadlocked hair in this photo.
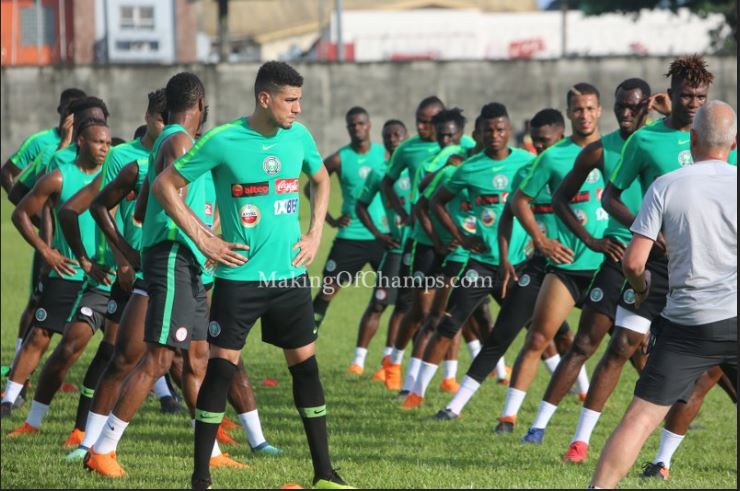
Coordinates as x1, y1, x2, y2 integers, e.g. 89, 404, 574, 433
665, 55, 714, 88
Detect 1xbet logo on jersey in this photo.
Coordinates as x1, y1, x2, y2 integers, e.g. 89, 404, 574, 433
274, 198, 298, 215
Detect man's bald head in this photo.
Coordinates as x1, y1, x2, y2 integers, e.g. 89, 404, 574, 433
690, 100, 737, 161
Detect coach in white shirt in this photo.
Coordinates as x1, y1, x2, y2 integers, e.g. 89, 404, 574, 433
590, 100, 737, 489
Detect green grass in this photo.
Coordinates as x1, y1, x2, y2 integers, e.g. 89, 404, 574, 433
0, 180, 736, 489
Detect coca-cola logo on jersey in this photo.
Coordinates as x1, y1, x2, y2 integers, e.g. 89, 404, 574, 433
276, 178, 299, 194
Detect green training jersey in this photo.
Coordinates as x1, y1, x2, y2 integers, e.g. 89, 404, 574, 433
174, 118, 324, 282
50, 161, 102, 281
356, 165, 411, 254
336, 143, 389, 240
385, 134, 475, 203
612, 118, 737, 194
200, 172, 217, 286
141, 124, 209, 271
18, 143, 77, 189
96, 138, 151, 271
410, 145, 469, 246
422, 163, 475, 263
9, 127, 61, 170
520, 137, 608, 271
601, 130, 643, 245
445, 147, 534, 267
511, 162, 558, 252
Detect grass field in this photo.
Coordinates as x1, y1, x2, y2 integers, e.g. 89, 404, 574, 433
0, 179, 736, 489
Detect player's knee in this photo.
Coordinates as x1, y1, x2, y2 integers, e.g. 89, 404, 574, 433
607, 336, 636, 362
572, 336, 597, 358
526, 331, 551, 353
368, 301, 386, 314
436, 315, 460, 339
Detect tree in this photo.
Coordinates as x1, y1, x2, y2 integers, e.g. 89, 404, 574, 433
546, 0, 736, 53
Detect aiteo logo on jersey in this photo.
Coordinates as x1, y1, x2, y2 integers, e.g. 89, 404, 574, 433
263, 156, 282, 176
274, 198, 298, 215
678, 150, 693, 167
240, 204, 261, 228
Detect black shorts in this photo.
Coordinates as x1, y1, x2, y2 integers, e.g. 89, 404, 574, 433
68, 281, 112, 332
615, 256, 669, 334
512, 254, 547, 292
33, 277, 84, 334
322, 238, 384, 285
105, 281, 133, 324
436, 259, 512, 338
371, 251, 402, 307
208, 275, 316, 351
393, 240, 415, 313
582, 258, 626, 320
441, 258, 467, 280
545, 265, 597, 307
29, 249, 46, 298
411, 241, 444, 280
142, 241, 208, 349
635, 316, 737, 406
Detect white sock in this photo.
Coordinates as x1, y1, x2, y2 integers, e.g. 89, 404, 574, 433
447, 376, 480, 415
2, 380, 24, 404
576, 366, 589, 394
390, 348, 405, 365
93, 414, 129, 454
402, 357, 422, 392
238, 410, 266, 449
14, 338, 23, 358
26, 400, 50, 428
443, 360, 458, 380
501, 387, 527, 418
495, 357, 508, 379
383, 346, 393, 357
212, 440, 222, 458
543, 354, 561, 375
654, 428, 685, 468
413, 362, 438, 397
531, 401, 558, 429
152, 376, 172, 399
81, 412, 109, 449
352, 347, 368, 368
467, 340, 482, 359
572, 407, 602, 444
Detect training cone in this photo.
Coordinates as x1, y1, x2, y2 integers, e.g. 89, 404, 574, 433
262, 378, 279, 387
280, 484, 303, 489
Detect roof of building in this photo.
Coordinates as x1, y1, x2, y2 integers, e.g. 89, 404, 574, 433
200, 0, 538, 43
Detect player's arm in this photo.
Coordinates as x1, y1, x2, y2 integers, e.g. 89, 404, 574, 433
11, 170, 77, 277
1, 160, 21, 194
57, 112, 75, 150
496, 203, 518, 298
58, 174, 112, 285
414, 195, 446, 254
152, 134, 247, 267
306, 152, 344, 228
430, 186, 483, 252
293, 164, 331, 267
355, 178, 399, 250
553, 141, 625, 262
90, 161, 141, 270
133, 179, 149, 225
623, 234, 653, 308
511, 188, 573, 264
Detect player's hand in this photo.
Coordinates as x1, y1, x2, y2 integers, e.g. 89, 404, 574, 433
646, 93, 671, 116
432, 239, 449, 257
634, 270, 651, 309
336, 214, 351, 228
80, 257, 114, 286
377, 233, 400, 250
116, 263, 135, 293
59, 113, 75, 145
536, 237, 574, 264
461, 235, 488, 253
293, 232, 321, 267
499, 259, 519, 299
588, 237, 626, 263
396, 211, 410, 227
120, 242, 141, 271
42, 248, 79, 278
200, 235, 248, 267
